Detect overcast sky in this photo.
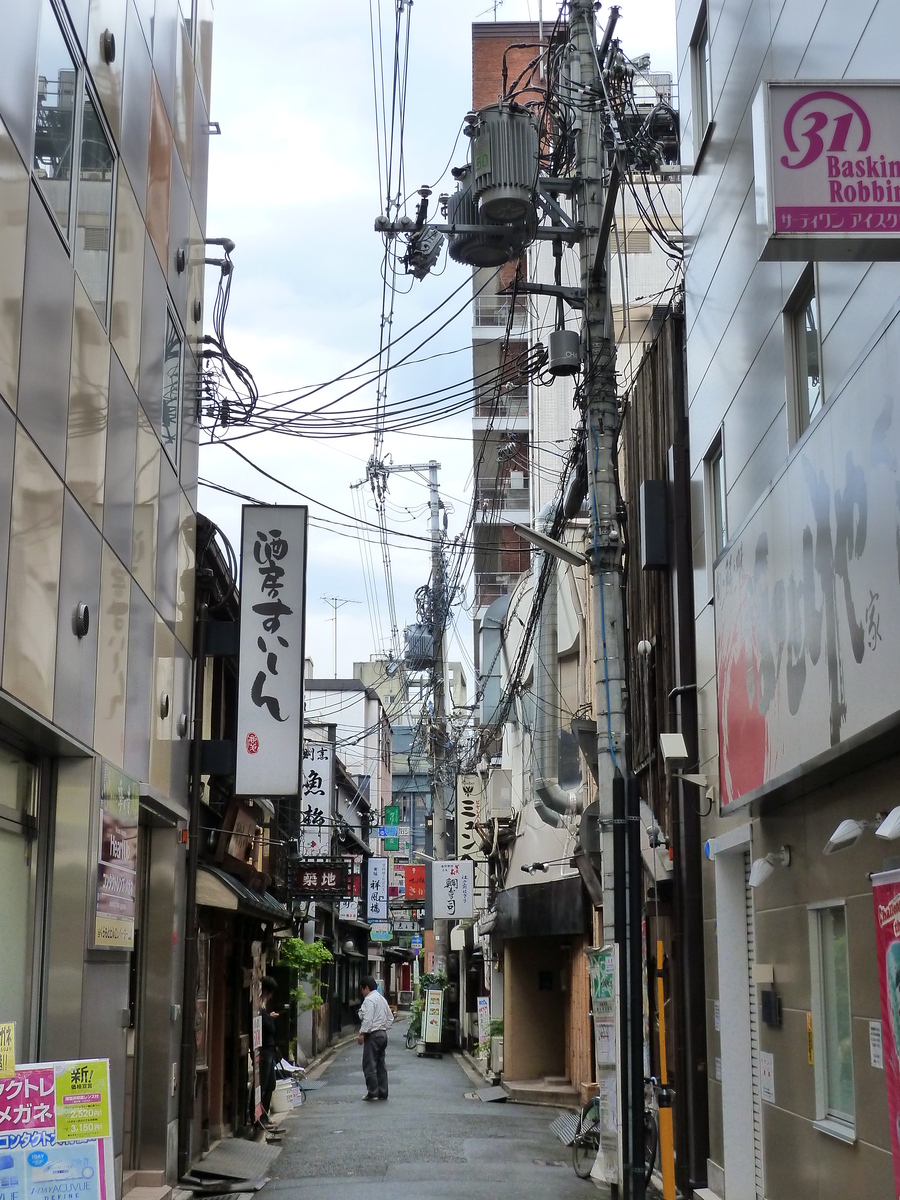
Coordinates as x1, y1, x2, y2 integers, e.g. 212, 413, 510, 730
199, 0, 677, 689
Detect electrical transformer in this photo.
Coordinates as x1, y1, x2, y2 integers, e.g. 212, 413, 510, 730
472, 104, 539, 223
445, 168, 531, 267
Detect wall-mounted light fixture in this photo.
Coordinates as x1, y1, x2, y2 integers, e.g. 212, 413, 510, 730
824, 818, 869, 854
823, 811, 900, 852
877, 806, 900, 842
749, 845, 791, 888
659, 732, 716, 803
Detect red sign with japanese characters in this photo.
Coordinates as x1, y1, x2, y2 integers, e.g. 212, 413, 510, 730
404, 864, 426, 900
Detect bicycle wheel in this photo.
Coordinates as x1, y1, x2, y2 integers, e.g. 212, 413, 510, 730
405, 1023, 417, 1049
572, 1103, 601, 1179
643, 1108, 658, 1187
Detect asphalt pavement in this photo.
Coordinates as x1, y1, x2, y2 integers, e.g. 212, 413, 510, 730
262, 1018, 609, 1199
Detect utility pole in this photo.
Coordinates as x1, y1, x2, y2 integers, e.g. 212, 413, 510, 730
321, 595, 359, 678
571, 3, 643, 1196
372, 460, 450, 975
427, 459, 450, 977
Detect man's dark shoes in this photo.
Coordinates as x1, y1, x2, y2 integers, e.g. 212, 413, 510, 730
377, 1094, 388, 1100
362, 1093, 378, 1101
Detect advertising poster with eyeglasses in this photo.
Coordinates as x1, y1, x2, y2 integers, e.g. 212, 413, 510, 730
873, 869, 900, 1198
0, 1060, 114, 1200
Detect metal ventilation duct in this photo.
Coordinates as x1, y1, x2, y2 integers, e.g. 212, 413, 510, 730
445, 169, 532, 267
473, 105, 539, 223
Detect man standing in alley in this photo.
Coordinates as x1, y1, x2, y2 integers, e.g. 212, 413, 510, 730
357, 976, 393, 1100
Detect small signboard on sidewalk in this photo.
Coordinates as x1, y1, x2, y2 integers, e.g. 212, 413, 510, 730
423, 989, 444, 1045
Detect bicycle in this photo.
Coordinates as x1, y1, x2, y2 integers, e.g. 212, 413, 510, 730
570, 1081, 658, 1185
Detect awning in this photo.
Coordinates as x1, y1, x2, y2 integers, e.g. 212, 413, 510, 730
337, 826, 372, 856
197, 865, 292, 924
337, 917, 372, 931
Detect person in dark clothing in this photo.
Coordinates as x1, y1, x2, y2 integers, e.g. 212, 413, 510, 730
258, 975, 279, 1128
357, 975, 393, 1101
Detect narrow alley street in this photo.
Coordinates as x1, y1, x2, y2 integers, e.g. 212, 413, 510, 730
259, 1021, 604, 1199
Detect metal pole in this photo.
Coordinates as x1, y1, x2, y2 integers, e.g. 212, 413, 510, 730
571, 2, 631, 1193
177, 601, 207, 1178
321, 595, 359, 678
428, 459, 450, 977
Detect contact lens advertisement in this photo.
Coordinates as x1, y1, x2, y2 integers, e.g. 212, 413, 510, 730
872, 870, 900, 1199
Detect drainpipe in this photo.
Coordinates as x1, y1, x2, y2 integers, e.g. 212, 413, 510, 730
532, 505, 582, 826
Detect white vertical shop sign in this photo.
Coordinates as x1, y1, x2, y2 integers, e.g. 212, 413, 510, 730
367, 857, 388, 920
432, 860, 475, 919
299, 742, 333, 856
236, 506, 308, 795
456, 774, 487, 860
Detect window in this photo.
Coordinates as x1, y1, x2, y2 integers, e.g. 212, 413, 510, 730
690, 6, 713, 158
75, 95, 114, 323
32, 0, 116, 325
809, 902, 855, 1138
705, 433, 727, 564
786, 268, 823, 443
34, 1, 76, 236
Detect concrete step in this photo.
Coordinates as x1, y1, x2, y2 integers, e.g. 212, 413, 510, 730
501, 1077, 581, 1108
123, 1172, 167, 1195
122, 1185, 171, 1200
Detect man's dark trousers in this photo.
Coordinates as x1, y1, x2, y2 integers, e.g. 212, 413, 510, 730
362, 1030, 389, 1098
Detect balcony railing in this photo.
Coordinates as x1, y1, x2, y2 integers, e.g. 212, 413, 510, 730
473, 295, 528, 328
476, 480, 530, 513
475, 385, 528, 420
475, 571, 524, 608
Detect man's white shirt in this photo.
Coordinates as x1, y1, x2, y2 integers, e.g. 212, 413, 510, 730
359, 989, 394, 1033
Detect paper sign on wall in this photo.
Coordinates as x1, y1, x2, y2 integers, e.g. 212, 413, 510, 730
0, 1025, 14, 1079
54, 1060, 111, 1141
760, 1051, 775, 1103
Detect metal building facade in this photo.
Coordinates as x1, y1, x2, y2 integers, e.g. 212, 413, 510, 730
0, 0, 211, 1188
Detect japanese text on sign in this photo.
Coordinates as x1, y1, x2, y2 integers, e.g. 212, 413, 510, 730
299, 743, 333, 856
432, 860, 474, 919
236, 506, 307, 795
367, 858, 388, 921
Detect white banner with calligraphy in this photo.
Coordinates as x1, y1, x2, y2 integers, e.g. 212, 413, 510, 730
236, 506, 308, 795
299, 742, 333, 856
433, 860, 475, 919
367, 857, 388, 921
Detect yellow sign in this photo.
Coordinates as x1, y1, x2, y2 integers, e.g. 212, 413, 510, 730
55, 1059, 111, 1141
0, 1023, 14, 1078
807, 1011, 814, 1065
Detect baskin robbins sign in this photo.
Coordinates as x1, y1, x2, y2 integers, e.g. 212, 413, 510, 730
752, 81, 900, 260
